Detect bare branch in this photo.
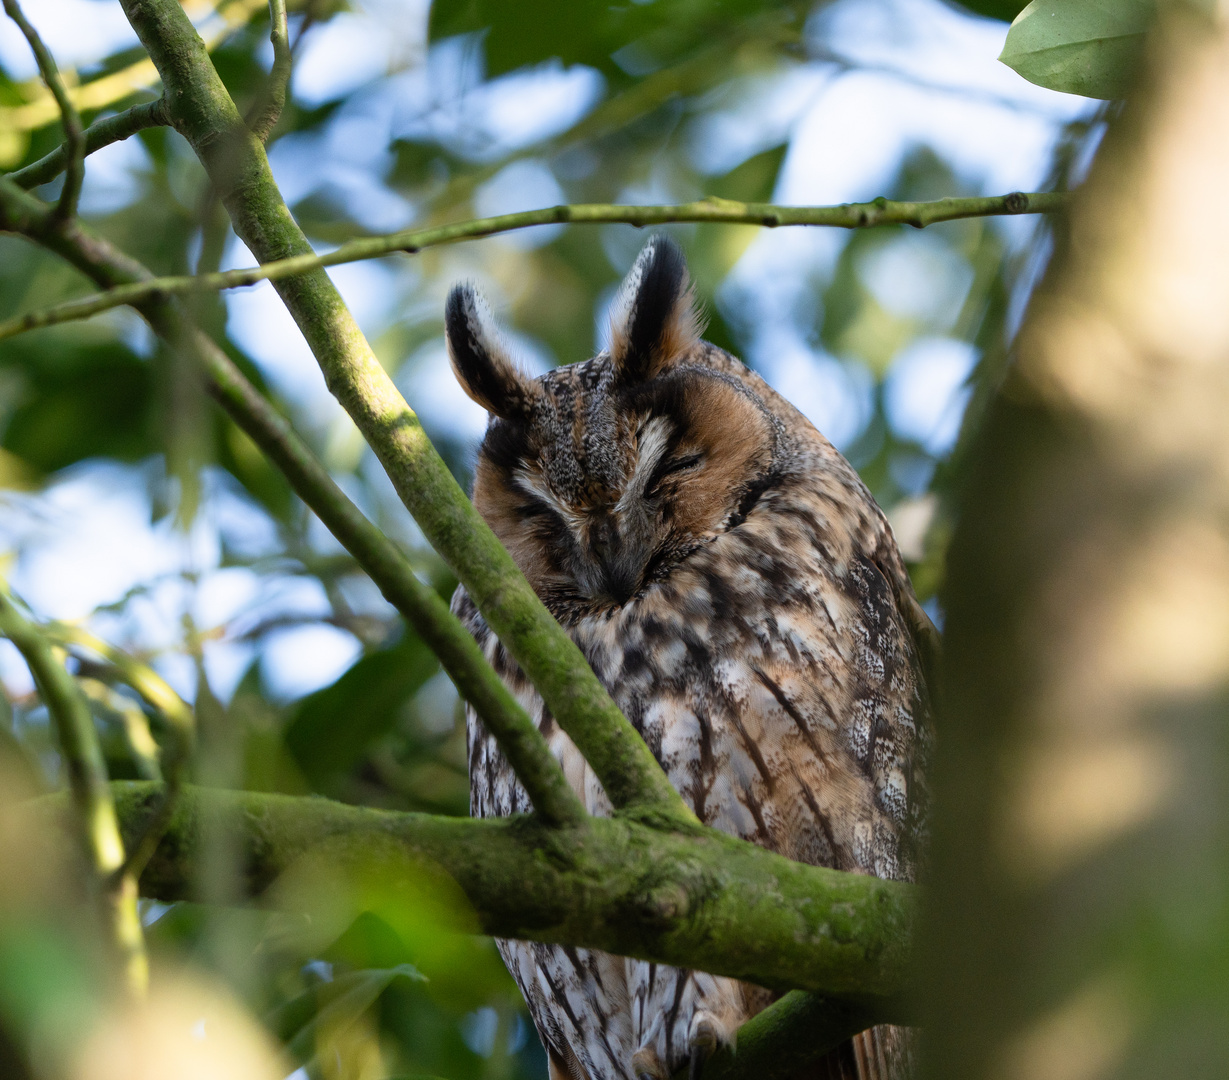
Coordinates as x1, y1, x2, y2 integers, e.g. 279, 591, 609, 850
7, 97, 169, 190
0, 189, 1065, 341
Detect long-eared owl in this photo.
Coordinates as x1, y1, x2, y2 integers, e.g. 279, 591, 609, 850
447, 237, 935, 1080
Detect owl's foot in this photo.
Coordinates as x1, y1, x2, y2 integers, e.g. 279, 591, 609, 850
686, 1012, 727, 1080
632, 1046, 668, 1080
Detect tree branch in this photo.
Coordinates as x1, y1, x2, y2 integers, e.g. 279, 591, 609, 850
118, 0, 692, 825
692, 991, 880, 1080
106, 781, 915, 1009
0, 586, 147, 994
0, 191, 1066, 341
0, 174, 585, 829
2, 0, 85, 219
6, 97, 169, 190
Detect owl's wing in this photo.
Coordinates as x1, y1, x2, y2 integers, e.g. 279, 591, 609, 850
586, 507, 932, 1079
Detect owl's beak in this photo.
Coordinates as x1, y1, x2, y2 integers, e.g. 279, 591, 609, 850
589, 516, 641, 606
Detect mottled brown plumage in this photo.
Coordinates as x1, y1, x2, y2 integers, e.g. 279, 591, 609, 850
448, 237, 934, 1080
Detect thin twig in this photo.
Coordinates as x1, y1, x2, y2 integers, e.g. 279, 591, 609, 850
2, 0, 84, 219
246, 0, 290, 142
0, 585, 148, 994
7, 97, 169, 190
0, 189, 1066, 340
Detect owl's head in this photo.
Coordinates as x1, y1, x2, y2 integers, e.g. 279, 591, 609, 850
446, 237, 783, 614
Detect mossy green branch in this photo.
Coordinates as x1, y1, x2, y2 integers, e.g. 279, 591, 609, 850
118, 0, 691, 824
0, 190, 1066, 341
108, 782, 916, 1008
0, 175, 584, 829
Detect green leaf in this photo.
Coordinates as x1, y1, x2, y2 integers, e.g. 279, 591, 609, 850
999, 0, 1156, 99
283, 631, 439, 792
0, 337, 156, 473
428, 0, 800, 78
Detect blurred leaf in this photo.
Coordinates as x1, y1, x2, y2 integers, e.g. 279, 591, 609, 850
948, 0, 1029, 21
429, 0, 802, 77
283, 631, 439, 792
705, 143, 787, 203
1000, 0, 1155, 99
271, 965, 425, 1065
0, 338, 156, 473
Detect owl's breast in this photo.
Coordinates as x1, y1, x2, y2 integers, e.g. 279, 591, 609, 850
564, 494, 928, 879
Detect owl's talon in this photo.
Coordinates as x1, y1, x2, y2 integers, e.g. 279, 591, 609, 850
687, 1015, 721, 1080
631, 1047, 668, 1080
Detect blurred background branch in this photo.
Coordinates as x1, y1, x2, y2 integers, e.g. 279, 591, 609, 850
0, 584, 148, 995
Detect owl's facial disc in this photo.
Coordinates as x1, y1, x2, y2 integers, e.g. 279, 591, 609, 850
473, 366, 778, 612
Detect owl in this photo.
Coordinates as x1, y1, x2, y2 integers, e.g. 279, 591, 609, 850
447, 236, 936, 1080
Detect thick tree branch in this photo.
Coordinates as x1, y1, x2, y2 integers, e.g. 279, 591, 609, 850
0, 191, 1065, 341
6, 97, 169, 190
118, 0, 691, 825
107, 782, 916, 1009
3, 0, 85, 219
0, 587, 147, 993
0, 175, 585, 829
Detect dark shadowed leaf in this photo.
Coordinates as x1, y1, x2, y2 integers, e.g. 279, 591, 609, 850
283, 630, 440, 792
947, 0, 1028, 21
0, 338, 156, 473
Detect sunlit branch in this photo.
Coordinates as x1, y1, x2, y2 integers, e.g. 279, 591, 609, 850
7, 97, 169, 190
0, 189, 1065, 341
0, 175, 585, 830
119, 0, 694, 825
46, 622, 196, 880
246, 0, 289, 142
0, 586, 148, 995
2, 0, 85, 219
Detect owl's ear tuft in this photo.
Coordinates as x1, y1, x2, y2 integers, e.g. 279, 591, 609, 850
609, 235, 702, 383
446, 284, 540, 420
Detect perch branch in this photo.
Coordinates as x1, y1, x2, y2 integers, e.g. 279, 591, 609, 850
105, 781, 916, 1008
0, 191, 1066, 341
118, 0, 692, 825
